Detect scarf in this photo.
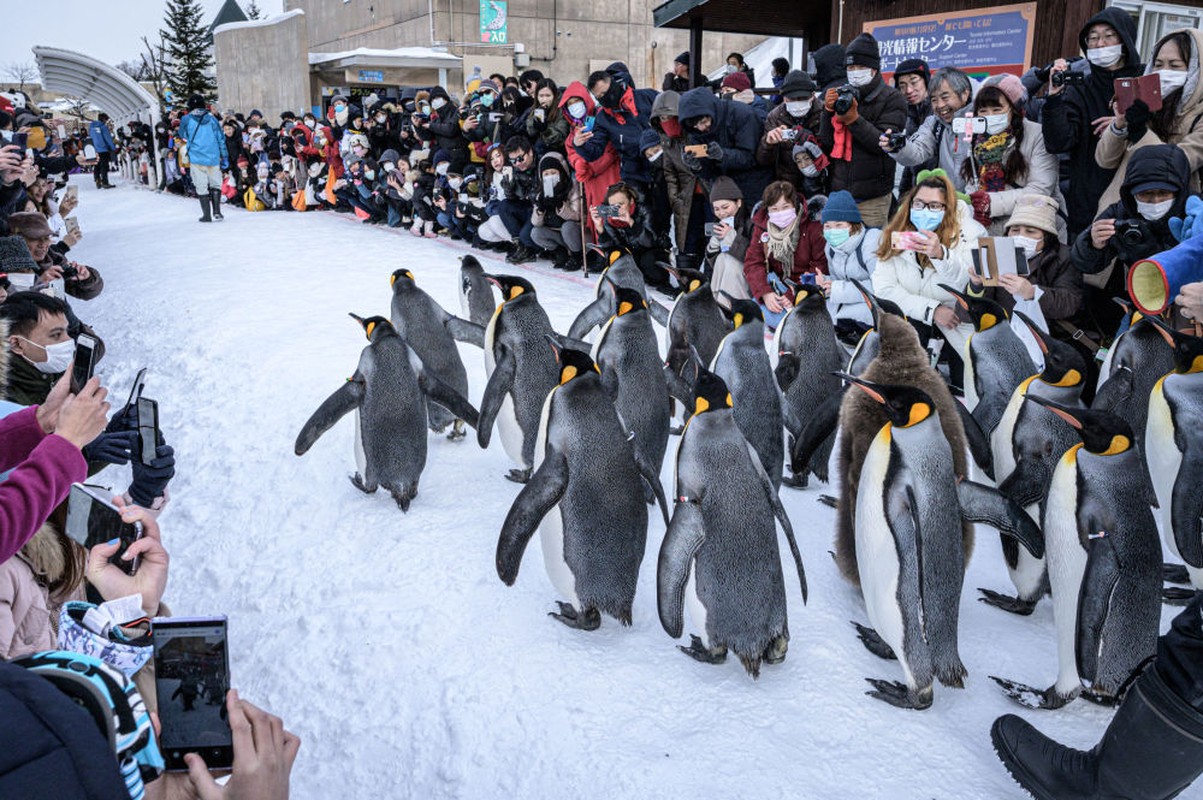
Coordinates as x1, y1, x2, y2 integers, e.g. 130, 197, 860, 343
973, 132, 1014, 192
765, 215, 800, 267
831, 118, 852, 161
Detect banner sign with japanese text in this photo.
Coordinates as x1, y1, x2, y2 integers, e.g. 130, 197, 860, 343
863, 3, 1037, 80
480, 0, 509, 44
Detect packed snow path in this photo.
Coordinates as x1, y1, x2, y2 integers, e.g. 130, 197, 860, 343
72, 178, 1181, 799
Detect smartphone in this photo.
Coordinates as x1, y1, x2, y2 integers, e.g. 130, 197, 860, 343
1115, 74, 1163, 115
152, 616, 234, 772
71, 333, 97, 394
952, 117, 987, 135
704, 222, 716, 237
582, 116, 596, 133
65, 184, 79, 204
685, 144, 708, 157
83, 143, 98, 160
502, 166, 513, 178
64, 217, 81, 238
11, 132, 27, 151
122, 367, 147, 417
597, 203, 621, 219
137, 396, 159, 466
891, 230, 928, 252
65, 483, 144, 575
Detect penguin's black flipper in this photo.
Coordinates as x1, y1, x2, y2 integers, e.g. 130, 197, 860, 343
663, 363, 694, 407
1093, 365, 1133, 413
970, 393, 1010, 446
478, 346, 516, 449
657, 500, 706, 638
957, 480, 1044, 559
789, 391, 843, 479
549, 332, 593, 354
294, 379, 364, 456
996, 457, 1047, 509
444, 315, 485, 348
647, 300, 670, 327
418, 373, 480, 429
1076, 531, 1123, 685
1171, 452, 1203, 568
637, 459, 670, 527
774, 353, 800, 392
497, 451, 569, 586
955, 401, 995, 481
1164, 563, 1192, 585
567, 297, 610, 340
752, 441, 808, 604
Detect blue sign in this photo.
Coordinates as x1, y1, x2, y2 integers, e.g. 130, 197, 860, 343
358, 70, 384, 83
865, 2, 1037, 79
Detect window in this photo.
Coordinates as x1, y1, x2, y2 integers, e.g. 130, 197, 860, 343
1109, 0, 1203, 58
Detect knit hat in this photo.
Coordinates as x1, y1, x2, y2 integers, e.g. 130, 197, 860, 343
0, 236, 37, 272
639, 128, 661, 154
792, 137, 830, 172
1003, 194, 1059, 236
982, 73, 1028, 108
845, 33, 882, 71
778, 70, 816, 98
674, 52, 690, 67
821, 190, 862, 224
708, 176, 743, 203
187, 95, 206, 111
893, 58, 930, 86
432, 149, 451, 166
7, 211, 52, 240
721, 72, 752, 93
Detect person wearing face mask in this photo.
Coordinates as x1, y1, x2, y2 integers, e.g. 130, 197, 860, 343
812, 190, 881, 338
959, 76, 1061, 236
757, 71, 821, 189
724, 53, 755, 88
572, 63, 659, 198
873, 170, 978, 389
648, 91, 703, 271
819, 33, 908, 229
790, 139, 831, 197
702, 176, 753, 306
1094, 28, 1203, 214
719, 72, 768, 122
1072, 143, 1194, 336
367, 102, 399, 155
742, 181, 828, 329
525, 79, 569, 158
591, 182, 672, 291
881, 67, 974, 192
1042, 10, 1144, 239
528, 152, 583, 270
0, 291, 78, 406
560, 81, 622, 248
677, 86, 772, 216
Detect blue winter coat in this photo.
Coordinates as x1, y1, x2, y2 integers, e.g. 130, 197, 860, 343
87, 120, 115, 154
575, 62, 658, 185
178, 110, 228, 167
677, 87, 771, 205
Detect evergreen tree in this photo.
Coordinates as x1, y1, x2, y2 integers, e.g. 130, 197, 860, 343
246, 1, 262, 20
160, 0, 216, 101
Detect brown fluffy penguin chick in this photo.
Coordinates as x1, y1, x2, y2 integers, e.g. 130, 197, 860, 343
834, 313, 972, 586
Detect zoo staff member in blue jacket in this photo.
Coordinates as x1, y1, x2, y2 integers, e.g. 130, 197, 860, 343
177, 95, 229, 224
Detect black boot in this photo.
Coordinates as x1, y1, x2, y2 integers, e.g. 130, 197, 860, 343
992, 664, 1203, 799
506, 244, 534, 264
210, 190, 224, 221
198, 193, 212, 223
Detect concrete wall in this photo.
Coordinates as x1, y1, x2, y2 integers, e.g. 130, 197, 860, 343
285, 0, 766, 91
214, 12, 312, 118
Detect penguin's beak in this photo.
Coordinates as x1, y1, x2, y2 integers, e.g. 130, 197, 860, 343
1026, 395, 1083, 430
937, 283, 971, 312
544, 333, 562, 361
483, 274, 502, 289
1145, 315, 1180, 348
850, 278, 881, 329
835, 371, 886, 405
348, 312, 367, 326
1012, 310, 1051, 356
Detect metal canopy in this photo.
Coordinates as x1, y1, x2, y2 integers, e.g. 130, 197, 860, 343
652, 0, 816, 37
33, 46, 159, 124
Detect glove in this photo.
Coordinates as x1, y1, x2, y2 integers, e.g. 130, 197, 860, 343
835, 98, 859, 125
823, 88, 839, 113
1170, 195, 1203, 242
82, 431, 138, 466
682, 150, 702, 172
105, 402, 139, 433
128, 444, 175, 508
706, 141, 724, 161
220, 157, 229, 170
970, 190, 992, 227
1125, 99, 1151, 142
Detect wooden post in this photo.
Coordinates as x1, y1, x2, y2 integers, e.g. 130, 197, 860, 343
689, 17, 703, 89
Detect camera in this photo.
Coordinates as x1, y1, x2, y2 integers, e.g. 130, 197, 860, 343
780, 128, 800, 142
60, 262, 79, 279
886, 131, 908, 151
1113, 219, 1147, 245
833, 85, 859, 115
486, 112, 504, 125
597, 204, 621, 219
1052, 71, 1085, 88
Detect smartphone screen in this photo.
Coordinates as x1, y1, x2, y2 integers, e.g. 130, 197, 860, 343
153, 617, 234, 772
137, 396, 159, 466
582, 116, 596, 132
65, 484, 144, 575
11, 132, 28, 151
71, 333, 97, 394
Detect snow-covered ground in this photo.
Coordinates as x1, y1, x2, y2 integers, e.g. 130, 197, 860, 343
70, 177, 1181, 799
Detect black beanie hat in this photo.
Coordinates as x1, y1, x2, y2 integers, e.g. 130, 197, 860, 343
893, 58, 931, 86
778, 70, 816, 98
187, 95, 206, 111
708, 176, 743, 204
675, 51, 690, 67
845, 33, 882, 71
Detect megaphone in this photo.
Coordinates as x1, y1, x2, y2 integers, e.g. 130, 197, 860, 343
1127, 233, 1203, 315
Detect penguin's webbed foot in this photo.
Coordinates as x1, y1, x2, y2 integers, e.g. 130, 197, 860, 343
817, 494, 838, 509
548, 602, 601, 631
446, 420, 467, 441
976, 588, 1040, 616
865, 678, 932, 710
762, 635, 788, 665
1081, 689, 1120, 707
1163, 563, 1192, 585
780, 471, 810, 490
349, 473, 377, 494
851, 622, 897, 660
1163, 586, 1201, 606
505, 468, 532, 484
989, 676, 1076, 709
678, 635, 728, 665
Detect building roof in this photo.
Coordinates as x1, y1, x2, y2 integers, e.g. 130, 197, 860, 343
652, 0, 819, 37
213, 9, 305, 37
308, 47, 463, 70
209, 0, 249, 34
32, 46, 159, 124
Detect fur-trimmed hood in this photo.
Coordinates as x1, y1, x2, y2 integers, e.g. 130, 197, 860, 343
17, 523, 70, 590
0, 319, 8, 398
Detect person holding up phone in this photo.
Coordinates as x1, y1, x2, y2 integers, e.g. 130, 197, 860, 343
742, 180, 828, 330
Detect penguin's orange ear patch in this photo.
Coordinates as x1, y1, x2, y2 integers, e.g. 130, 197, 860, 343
609, 251, 622, 265
906, 402, 931, 427
1102, 435, 1131, 455
559, 365, 578, 385
390, 273, 398, 286
1191, 355, 1203, 374
509, 285, 525, 300
689, 279, 702, 293
733, 313, 744, 329
695, 396, 710, 414
1051, 369, 1082, 387
725, 393, 733, 408
618, 301, 634, 316
979, 312, 998, 330
365, 321, 377, 338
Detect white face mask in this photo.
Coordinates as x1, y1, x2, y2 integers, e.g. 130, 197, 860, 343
847, 68, 873, 87
1159, 69, 1190, 95
984, 113, 1010, 135
1013, 235, 1040, 260
19, 336, 75, 374
383, 162, 396, 173
801, 164, 820, 178
1137, 198, 1174, 221
725, 64, 737, 75
435, 163, 449, 176
432, 97, 448, 110
375, 114, 386, 123
785, 100, 812, 118
567, 101, 587, 120
1087, 45, 1124, 68
542, 174, 560, 194
448, 177, 462, 191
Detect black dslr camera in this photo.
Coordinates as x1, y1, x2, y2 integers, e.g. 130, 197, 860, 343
833, 85, 860, 115
1052, 71, 1085, 88
886, 131, 908, 151
1113, 219, 1147, 245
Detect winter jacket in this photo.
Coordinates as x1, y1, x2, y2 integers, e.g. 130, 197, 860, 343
663, 73, 691, 93
561, 82, 621, 239
824, 227, 882, 326
37, 252, 103, 302
818, 73, 908, 202
177, 110, 227, 168
0, 526, 80, 660
1041, 7, 1145, 237
651, 91, 699, 251
677, 87, 771, 206
575, 62, 657, 185
525, 105, 570, 157
702, 205, 753, 271
1094, 27, 1203, 214
813, 44, 847, 91
892, 115, 968, 190
756, 101, 822, 188
531, 152, 582, 226
743, 204, 827, 299
872, 213, 978, 325
963, 119, 1062, 234
87, 121, 115, 154
426, 86, 470, 167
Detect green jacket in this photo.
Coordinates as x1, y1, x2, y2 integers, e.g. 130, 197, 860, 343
5, 355, 58, 406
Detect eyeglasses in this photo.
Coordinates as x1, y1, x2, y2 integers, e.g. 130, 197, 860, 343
910, 200, 946, 212
1085, 31, 1120, 46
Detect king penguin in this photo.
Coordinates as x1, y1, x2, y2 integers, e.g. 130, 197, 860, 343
662, 268, 731, 409
478, 274, 559, 483
294, 314, 479, 511
459, 255, 496, 328
843, 374, 1042, 709
568, 251, 670, 339
496, 341, 668, 629
657, 364, 807, 678
991, 399, 1160, 709
389, 268, 483, 439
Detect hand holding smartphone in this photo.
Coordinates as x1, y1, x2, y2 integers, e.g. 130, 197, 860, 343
71, 333, 98, 394
65, 484, 144, 575
153, 617, 234, 771
892, 230, 930, 252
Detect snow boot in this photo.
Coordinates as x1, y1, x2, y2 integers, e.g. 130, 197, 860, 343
210, 190, 224, 221
198, 194, 212, 223
992, 665, 1203, 799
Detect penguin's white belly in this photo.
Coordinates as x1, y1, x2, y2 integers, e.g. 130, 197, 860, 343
1146, 386, 1182, 559
963, 337, 979, 411
1009, 502, 1047, 598
353, 410, 367, 476
684, 562, 709, 648
989, 384, 1027, 487
856, 427, 913, 688
1045, 452, 1087, 695
591, 318, 615, 362
497, 394, 526, 466
664, 296, 683, 351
